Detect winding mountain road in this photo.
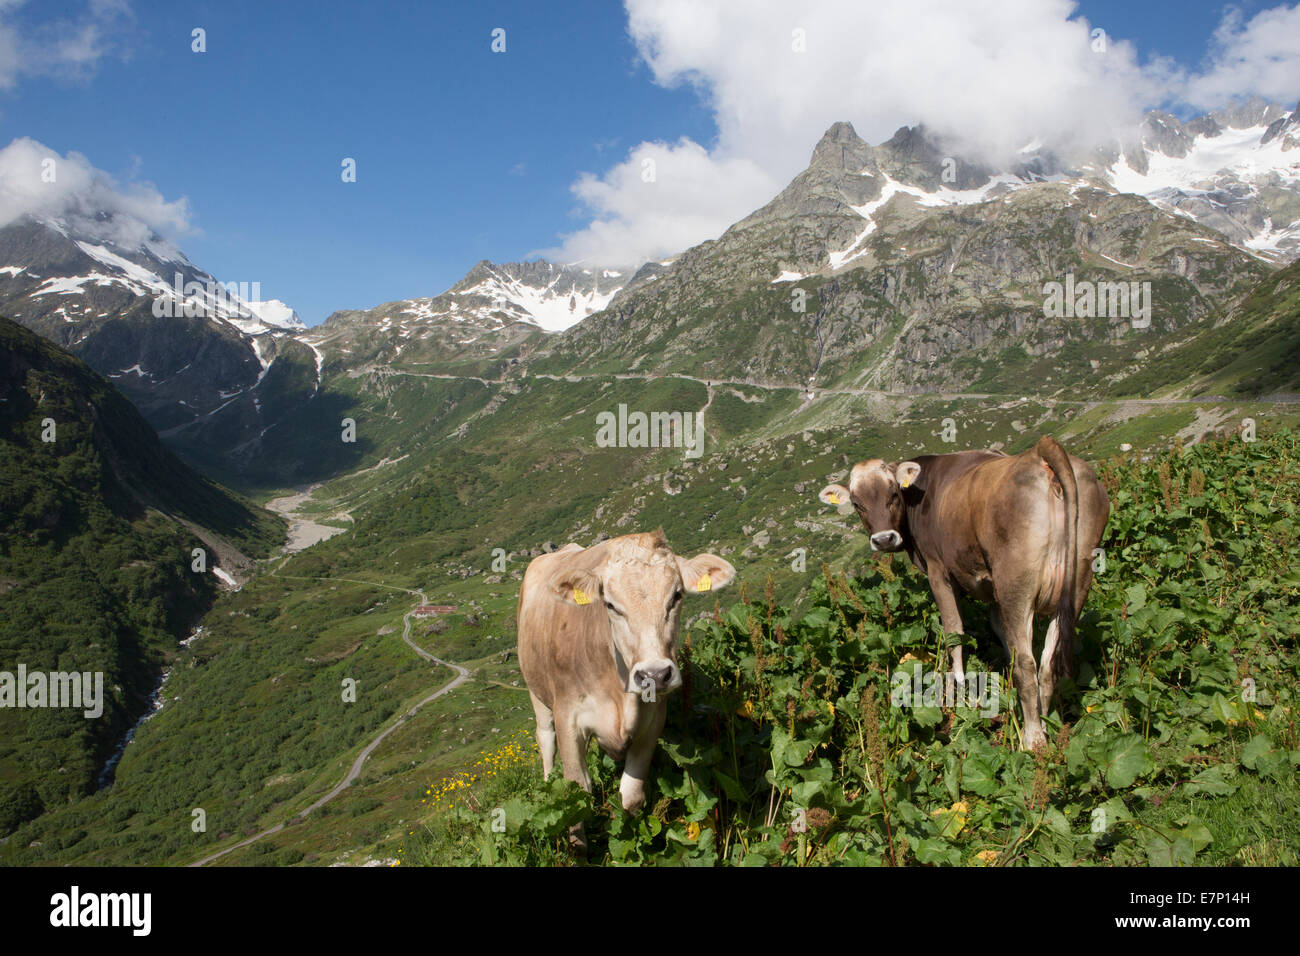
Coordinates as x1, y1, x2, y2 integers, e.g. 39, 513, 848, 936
188, 586, 468, 867
383, 366, 1300, 407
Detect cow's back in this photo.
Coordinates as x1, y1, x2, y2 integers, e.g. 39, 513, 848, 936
963, 447, 1108, 559
913, 446, 1107, 607
907, 451, 1006, 581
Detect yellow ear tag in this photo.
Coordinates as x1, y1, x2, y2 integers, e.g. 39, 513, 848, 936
900, 476, 912, 489
696, 573, 712, 592
827, 492, 840, 504
573, 587, 590, 606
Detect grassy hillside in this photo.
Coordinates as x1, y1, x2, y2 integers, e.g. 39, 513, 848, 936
0, 317, 284, 837
1112, 257, 1300, 400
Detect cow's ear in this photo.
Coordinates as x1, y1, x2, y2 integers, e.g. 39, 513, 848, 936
819, 483, 851, 507
549, 568, 603, 607
895, 461, 921, 489
677, 554, 736, 594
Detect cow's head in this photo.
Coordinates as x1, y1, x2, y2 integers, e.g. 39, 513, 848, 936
549, 532, 735, 697
819, 458, 921, 552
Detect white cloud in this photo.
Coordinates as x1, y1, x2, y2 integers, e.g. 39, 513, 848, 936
554, 138, 777, 267
1183, 4, 1300, 108
0, 0, 133, 90
0, 137, 191, 251
551, 0, 1299, 269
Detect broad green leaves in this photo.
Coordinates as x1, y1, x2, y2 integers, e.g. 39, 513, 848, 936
1105, 735, 1154, 789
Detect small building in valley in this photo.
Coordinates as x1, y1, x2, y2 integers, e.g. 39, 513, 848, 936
414, 605, 456, 618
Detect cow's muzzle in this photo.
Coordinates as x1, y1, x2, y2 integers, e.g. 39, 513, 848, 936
870, 530, 903, 552
629, 659, 680, 699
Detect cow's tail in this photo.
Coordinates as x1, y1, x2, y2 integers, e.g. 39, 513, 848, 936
1036, 435, 1079, 685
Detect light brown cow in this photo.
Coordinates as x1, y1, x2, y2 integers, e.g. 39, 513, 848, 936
818, 435, 1109, 749
517, 531, 735, 846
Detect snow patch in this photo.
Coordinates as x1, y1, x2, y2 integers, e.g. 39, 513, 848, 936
212, 567, 239, 589
32, 273, 129, 296
1108, 123, 1300, 253
298, 337, 325, 387
829, 173, 1026, 269
455, 269, 622, 332
242, 299, 305, 331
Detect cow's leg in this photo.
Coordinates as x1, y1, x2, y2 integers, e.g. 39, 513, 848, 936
988, 606, 1010, 658
1039, 488, 1103, 711
927, 570, 967, 696
619, 703, 666, 814
1003, 602, 1046, 750
556, 717, 592, 792
529, 691, 556, 778
1038, 618, 1062, 714
556, 711, 593, 851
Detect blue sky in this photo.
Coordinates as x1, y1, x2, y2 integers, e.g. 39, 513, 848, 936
0, 0, 1294, 325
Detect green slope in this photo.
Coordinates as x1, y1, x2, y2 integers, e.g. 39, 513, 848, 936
1112, 257, 1300, 399
0, 317, 284, 836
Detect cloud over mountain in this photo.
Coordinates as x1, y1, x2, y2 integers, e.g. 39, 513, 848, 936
0, 136, 190, 253
1182, 4, 1300, 108
552, 0, 1300, 269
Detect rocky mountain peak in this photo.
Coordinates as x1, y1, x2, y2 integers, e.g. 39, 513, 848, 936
1261, 100, 1300, 147
1207, 95, 1288, 131
1140, 111, 1194, 158
873, 123, 994, 191
808, 121, 872, 171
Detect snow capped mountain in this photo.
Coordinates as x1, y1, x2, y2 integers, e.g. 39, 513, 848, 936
1097, 101, 1300, 259
301, 259, 626, 372
0, 214, 318, 473
448, 260, 624, 332
242, 298, 303, 331
0, 214, 306, 337
537, 106, 1277, 393
383, 259, 623, 335
773, 100, 1300, 279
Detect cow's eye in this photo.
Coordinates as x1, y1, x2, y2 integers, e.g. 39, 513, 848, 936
666, 590, 682, 618
605, 601, 623, 616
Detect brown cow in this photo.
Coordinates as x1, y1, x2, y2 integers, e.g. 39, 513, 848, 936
517, 531, 735, 846
818, 436, 1109, 749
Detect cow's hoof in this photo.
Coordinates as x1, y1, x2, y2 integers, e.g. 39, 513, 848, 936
1022, 729, 1048, 751
620, 795, 645, 815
